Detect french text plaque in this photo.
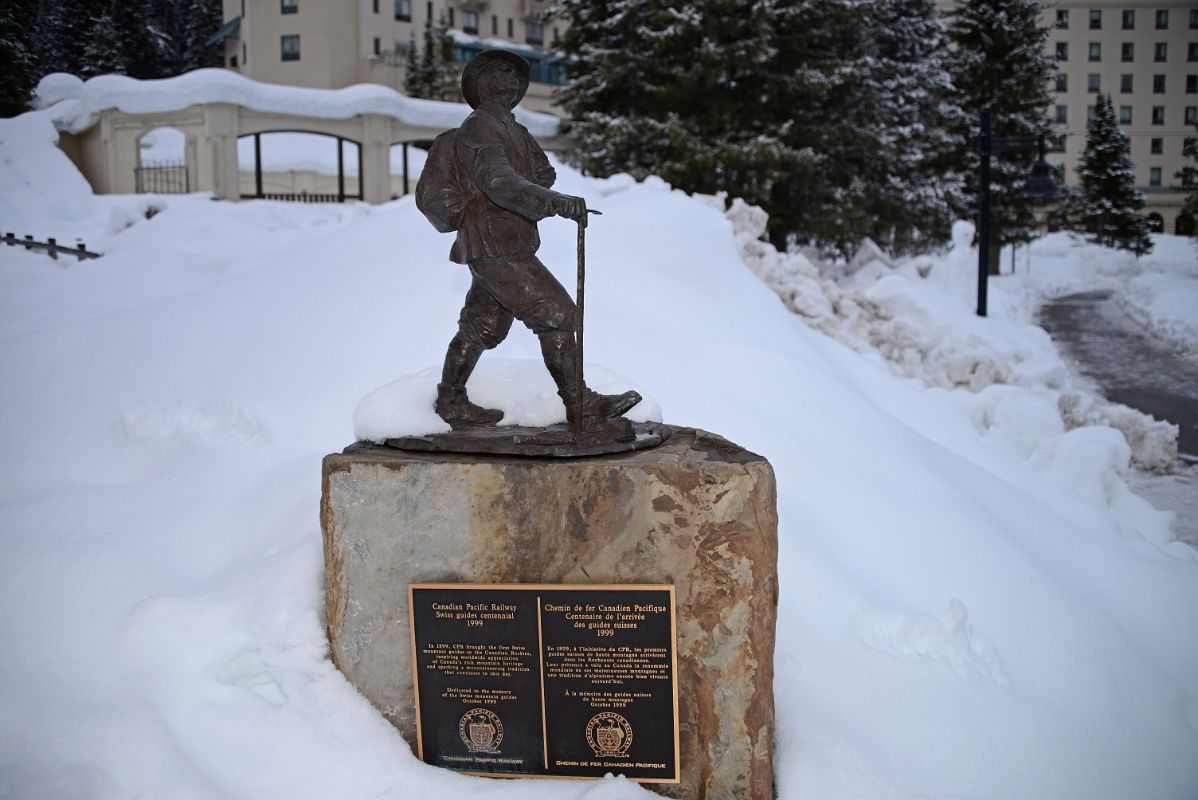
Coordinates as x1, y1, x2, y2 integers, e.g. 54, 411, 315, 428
408, 583, 680, 783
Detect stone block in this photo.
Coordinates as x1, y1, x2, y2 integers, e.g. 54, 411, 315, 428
322, 426, 778, 799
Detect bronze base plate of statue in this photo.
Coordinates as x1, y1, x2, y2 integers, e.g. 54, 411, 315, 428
386, 419, 671, 458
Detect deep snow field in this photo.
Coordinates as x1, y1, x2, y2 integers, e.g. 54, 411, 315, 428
3, 98, 1198, 800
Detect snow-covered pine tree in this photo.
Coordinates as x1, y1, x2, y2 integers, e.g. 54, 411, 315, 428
558, 0, 793, 222
856, 0, 967, 256
765, 0, 880, 253
181, 0, 222, 72
82, 4, 129, 78
948, 0, 1055, 274
1072, 93, 1152, 253
32, 0, 94, 76
0, 0, 38, 116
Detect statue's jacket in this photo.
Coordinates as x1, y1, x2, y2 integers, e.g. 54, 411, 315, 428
450, 108, 559, 265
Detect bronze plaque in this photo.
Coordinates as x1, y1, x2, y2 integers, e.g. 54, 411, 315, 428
408, 583, 680, 783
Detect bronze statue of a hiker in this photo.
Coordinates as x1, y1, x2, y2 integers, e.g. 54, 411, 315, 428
413, 49, 651, 452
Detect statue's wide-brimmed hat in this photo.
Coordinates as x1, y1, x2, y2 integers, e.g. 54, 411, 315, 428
461, 49, 530, 109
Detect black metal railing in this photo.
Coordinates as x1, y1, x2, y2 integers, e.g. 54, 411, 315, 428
4, 232, 100, 261
135, 161, 190, 194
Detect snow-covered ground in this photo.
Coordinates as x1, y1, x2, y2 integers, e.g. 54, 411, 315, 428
3, 98, 1198, 800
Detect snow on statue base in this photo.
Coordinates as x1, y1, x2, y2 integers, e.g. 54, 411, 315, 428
321, 427, 778, 800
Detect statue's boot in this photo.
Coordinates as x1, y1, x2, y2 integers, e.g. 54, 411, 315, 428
559, 385, 642, 427
540, 330, 641, 427
435, 382, 503, 429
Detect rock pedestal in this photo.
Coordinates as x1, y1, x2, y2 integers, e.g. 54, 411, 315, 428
321, 427, 778, 800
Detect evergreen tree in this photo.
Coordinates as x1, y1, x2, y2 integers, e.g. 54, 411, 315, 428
32, 0, 93, 76
404, 14, 459, 101
559, 0, 793, 221
764, 0, 876, 251
948, 0, 1056, 274
856, 0, 968, 255
559, 0, 964, 256
0, 0, 38, 116
1070, 94, 1151, 253
1177, 125, 1198, 237
181, 0, 222, 71
82, 4, 129, 78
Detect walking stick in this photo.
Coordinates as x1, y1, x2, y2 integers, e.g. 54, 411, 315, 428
574, 209, 601, 441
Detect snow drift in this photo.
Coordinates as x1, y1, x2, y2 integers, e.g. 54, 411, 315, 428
1, 102, 1197, 800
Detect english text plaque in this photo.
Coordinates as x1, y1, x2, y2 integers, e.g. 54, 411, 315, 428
408, 583, 680, 783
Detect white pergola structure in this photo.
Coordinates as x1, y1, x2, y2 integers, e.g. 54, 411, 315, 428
45, 71, 567, 205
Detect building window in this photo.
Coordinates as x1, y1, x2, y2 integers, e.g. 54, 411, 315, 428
1055, 104, 1068, 123
1122, 42, 1134, 61
507, 18, 513, 37
1154, 74, 1166, 92
1056, 9, 1068, 29
1156, 9, 1168, 29
1187, 106, 1198, 124
1191, 9, 1198, 29
230, 54, 238, 67
553, 27, 559, 43
1121, 73, 1133, 92
1089, 42, 1101, 61
1150, 167, 1162, 186
447, 8, 454, 26
491, 14, 497, 34
525, 20, 543, 45
1057, 42, 1068, 61
373, 37, 380, 56
394, 0, 410, 21
1088, 104, 1097, 122
281, 0, 297, 13
1056, 73, 1068, 92
1090, 9, 1101, 29
1155, 42, 1167, 61
1190, 43, 1198, 62
281, 35, 300, 61
1119, 106, 1132, 124
1152, 106, 1165, 124
1150, 137, 1162, 153
1088, 73, 1101, 92
463, 10, 478, 34
1122, 9, 1134, 29
1047, 133, 1066, 153
373, 0, 378, 12
1188, 75, 1197, 93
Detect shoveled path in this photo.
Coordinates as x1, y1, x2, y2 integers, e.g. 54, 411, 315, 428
1039, 289, 1198, 547
1038, 290, 1198, 458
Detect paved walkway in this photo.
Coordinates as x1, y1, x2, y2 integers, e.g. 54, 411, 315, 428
1039, 290, 1198, 547
1039, 290, 1198, 457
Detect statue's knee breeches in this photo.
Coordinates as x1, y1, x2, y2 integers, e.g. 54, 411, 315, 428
468, 254, 576, 337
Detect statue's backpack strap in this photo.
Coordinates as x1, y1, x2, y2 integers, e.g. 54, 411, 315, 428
415, 129, 468, 233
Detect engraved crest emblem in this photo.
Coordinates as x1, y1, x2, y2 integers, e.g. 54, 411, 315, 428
585, 712, 633, 758
458, 708, 503, 753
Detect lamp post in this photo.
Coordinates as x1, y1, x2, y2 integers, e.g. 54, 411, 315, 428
976, 113, 1061, 317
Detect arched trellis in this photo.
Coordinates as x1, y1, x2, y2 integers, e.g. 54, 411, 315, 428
59, 102, 569, 204
238, 129, 363, 202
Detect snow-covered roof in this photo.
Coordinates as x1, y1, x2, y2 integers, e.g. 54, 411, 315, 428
33, 70, 562, 138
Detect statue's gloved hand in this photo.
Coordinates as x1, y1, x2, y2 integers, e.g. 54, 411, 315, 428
552, 194, 588, 225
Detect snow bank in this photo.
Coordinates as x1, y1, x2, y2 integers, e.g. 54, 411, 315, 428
730, 204, 1183, 471
2, 109, 1198, 800
33, 69, 561, 138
